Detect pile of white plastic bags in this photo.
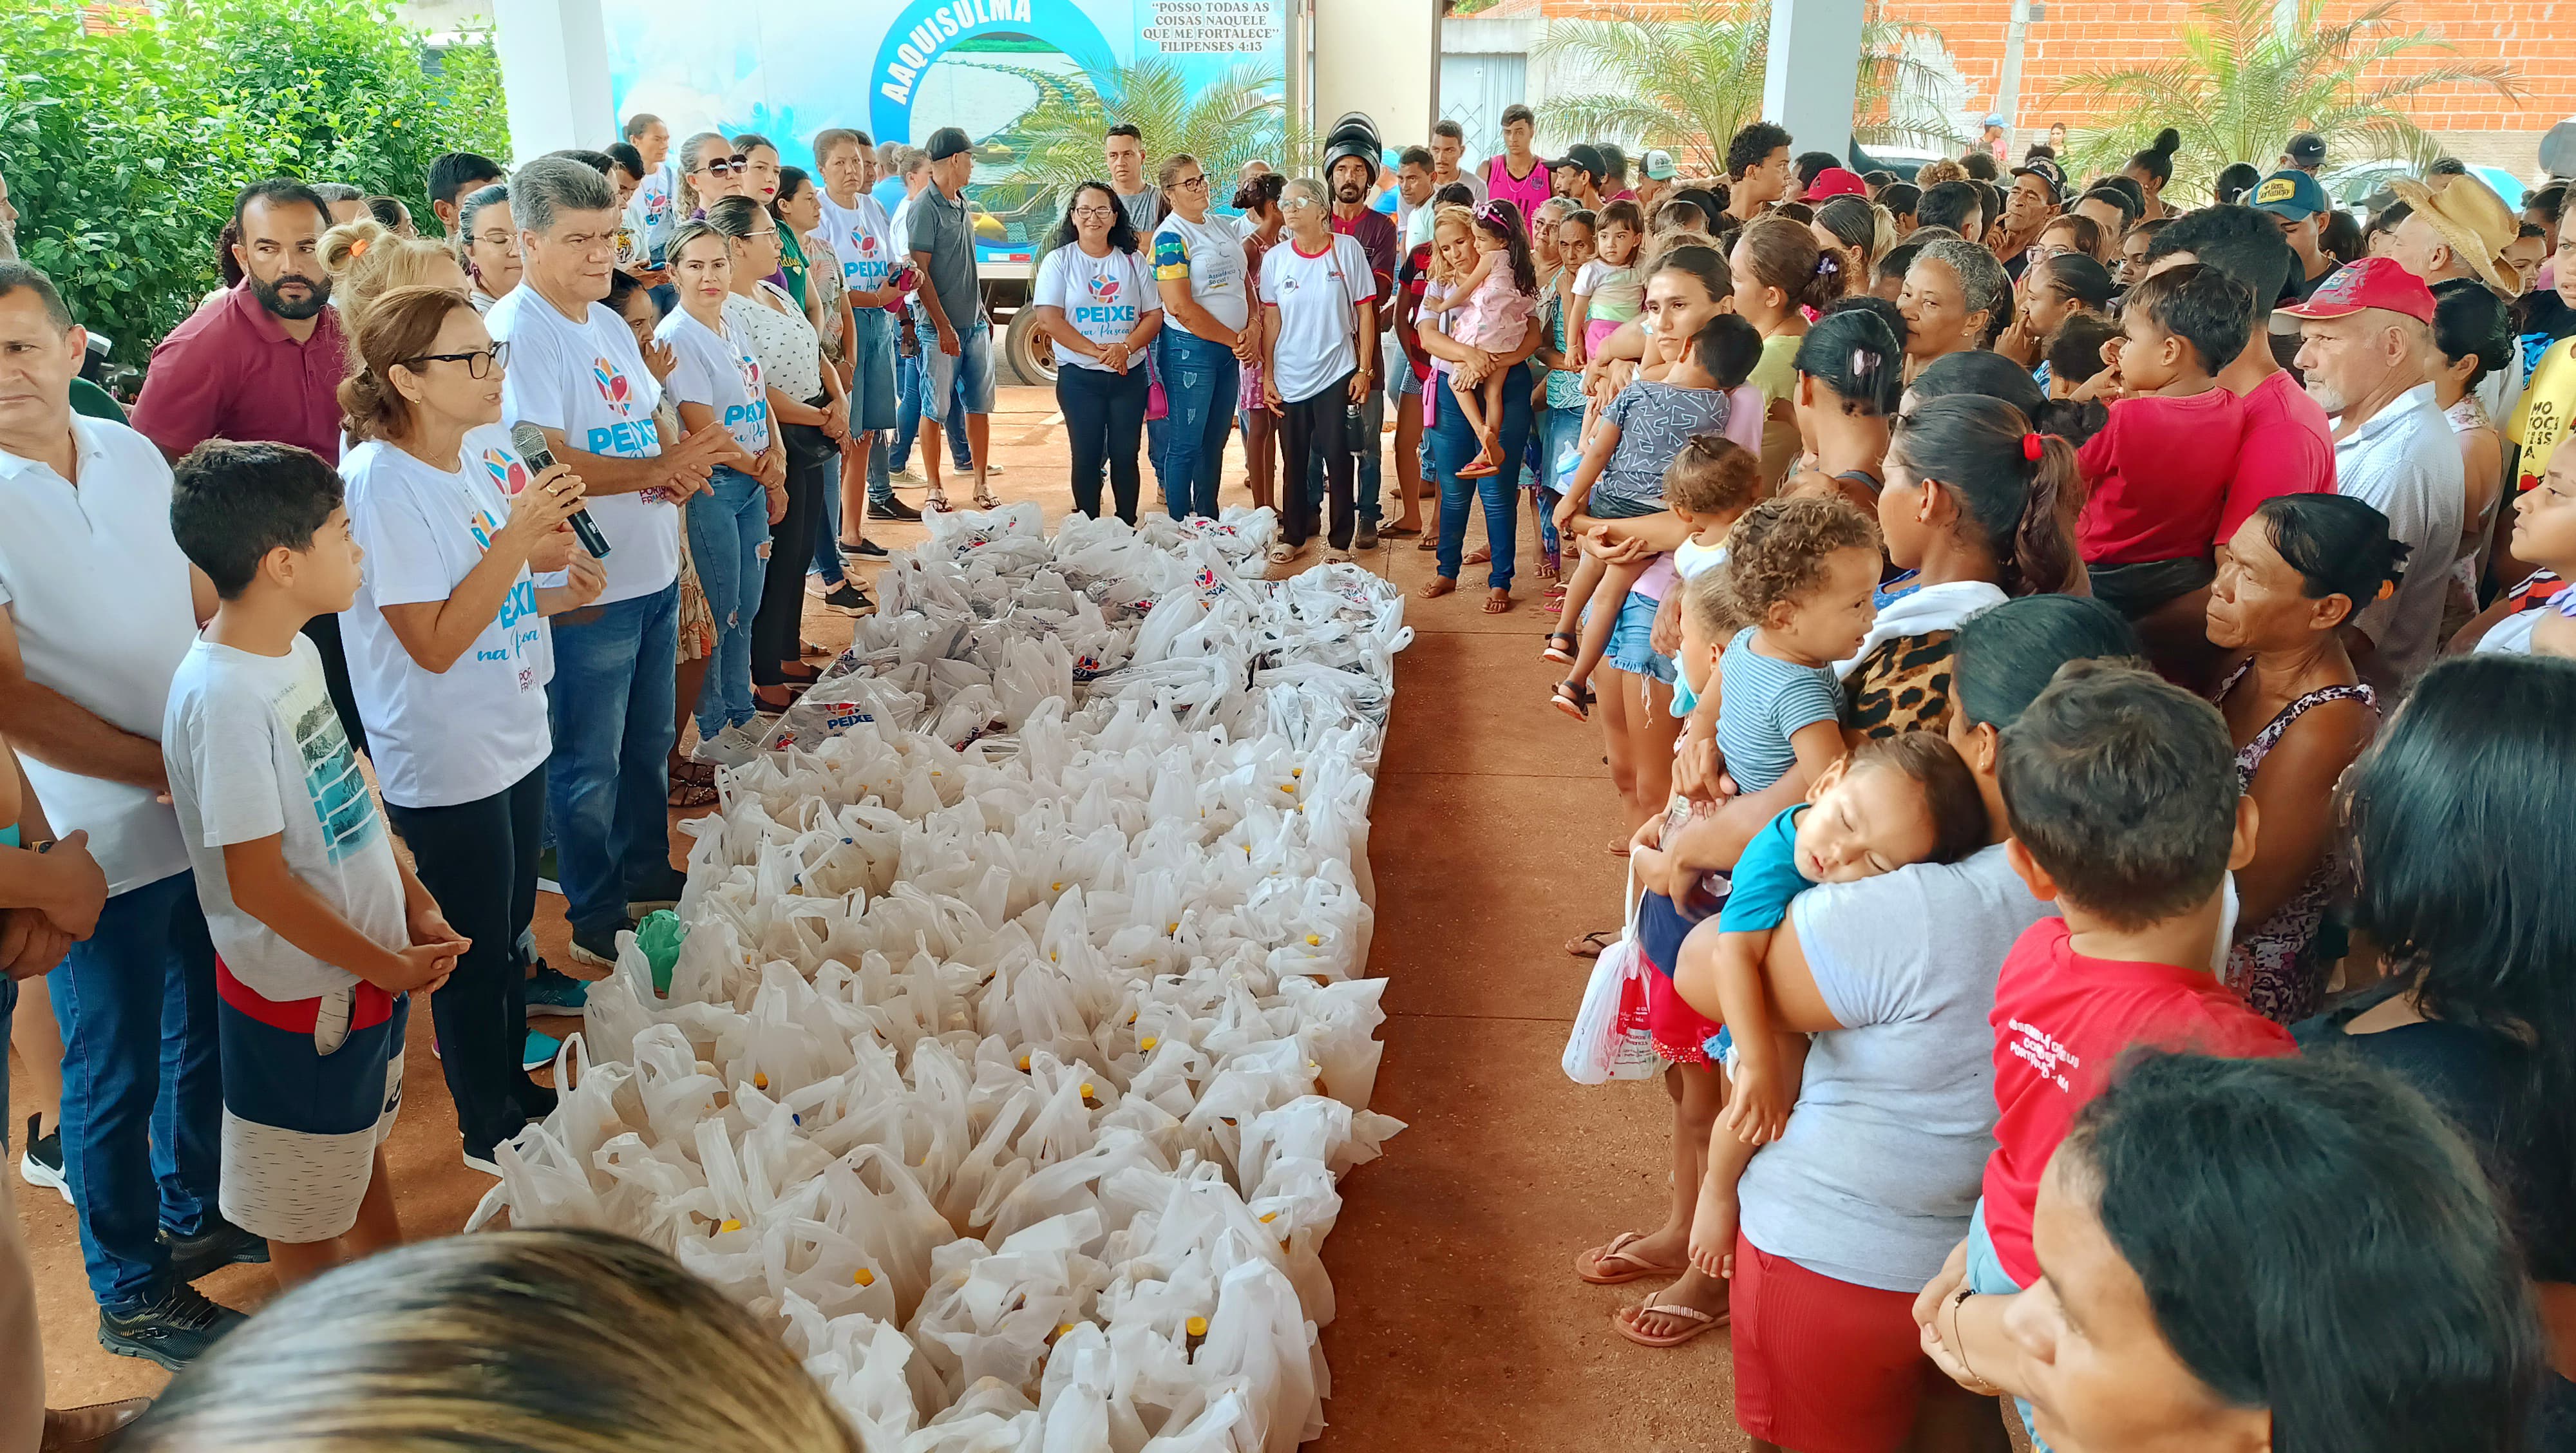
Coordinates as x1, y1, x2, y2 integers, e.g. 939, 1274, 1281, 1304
471, 505, 1410, 1451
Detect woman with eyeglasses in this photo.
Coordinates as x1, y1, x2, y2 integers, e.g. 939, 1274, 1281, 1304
654, 219, 785, 768
456, 184, 520, 315
334, 285, 607, 1171
1257, 175, 1377, 565
1148, 153, 1253, 520
1033, 181, 1163, 524
701, 196, 853, 715
677, 133, 745, 217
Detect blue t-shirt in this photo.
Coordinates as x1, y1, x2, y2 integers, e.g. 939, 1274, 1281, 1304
1716, 627, 1843, 793
1717, 805, 1814, 934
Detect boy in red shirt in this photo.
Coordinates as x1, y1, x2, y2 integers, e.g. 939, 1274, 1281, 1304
2074, 263, 2255, 621
1913, 661, 2293, 1450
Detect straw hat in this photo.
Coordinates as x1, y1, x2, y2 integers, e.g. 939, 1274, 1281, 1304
2389, 173, 2519, 294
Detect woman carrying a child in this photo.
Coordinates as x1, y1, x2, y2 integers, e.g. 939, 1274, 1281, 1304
1418, 198, 1548, 612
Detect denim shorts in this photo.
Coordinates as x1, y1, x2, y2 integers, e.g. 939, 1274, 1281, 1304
1584, 589, 1676, 683
848, 309, 898, 432
917, 314, 996, 421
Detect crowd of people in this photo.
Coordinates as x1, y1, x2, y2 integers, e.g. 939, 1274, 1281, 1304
0, 90, 2573, 1453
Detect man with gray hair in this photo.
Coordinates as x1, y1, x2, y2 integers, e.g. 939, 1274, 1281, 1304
310, 182, 369, 228
486, 157, 728, 969
907, 128, 994, 511
2280, 256, 2461, 694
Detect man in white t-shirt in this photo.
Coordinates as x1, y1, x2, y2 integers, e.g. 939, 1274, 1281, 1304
0, 262, 258, 1365
487, 158, 728, 966
1428, 120, 1488, 209
2281, 258, 2463, 695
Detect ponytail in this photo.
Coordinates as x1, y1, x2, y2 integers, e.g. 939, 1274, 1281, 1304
1739, 214, 1844, 313
1891, 394, 2081, 598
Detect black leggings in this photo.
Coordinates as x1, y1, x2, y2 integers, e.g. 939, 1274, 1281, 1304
384, 766, 549, 1159
301, 613, 368, 760
753, 421, 829, 685
1278, 374, 1356, 549
1057, 361, 1148, 524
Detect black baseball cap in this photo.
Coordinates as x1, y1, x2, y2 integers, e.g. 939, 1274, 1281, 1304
1552, 143, 1607, 180
925, 127, 973, 162
2009, 157, 2067, 202
2286, 132, 2325, 167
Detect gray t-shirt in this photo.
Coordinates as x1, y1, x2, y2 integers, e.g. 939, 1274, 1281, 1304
1115, 185, 1161, 236
1596, 379, 1731, 511
1736, 842, 2056, 1292
906, 184, 981, 332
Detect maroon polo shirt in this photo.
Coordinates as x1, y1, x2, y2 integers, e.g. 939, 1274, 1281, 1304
131, 282, 350, 463
1328, 206, 1399, 310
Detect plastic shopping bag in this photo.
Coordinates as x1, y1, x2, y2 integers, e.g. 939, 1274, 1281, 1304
1561, 938, 1659, 1085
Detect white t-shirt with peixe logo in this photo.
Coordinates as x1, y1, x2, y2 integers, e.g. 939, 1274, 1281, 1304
817, 189, 900, 295
488, 285, 677, 605
655, 309, 772, 457
1033, 244, 1160, 371
337, 424, 556, 810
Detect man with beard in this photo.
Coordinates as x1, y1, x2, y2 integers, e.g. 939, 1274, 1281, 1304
1324, 130, 1399, 551
132, 180, 371, 755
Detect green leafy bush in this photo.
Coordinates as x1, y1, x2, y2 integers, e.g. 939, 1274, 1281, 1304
0, 0, 508, 368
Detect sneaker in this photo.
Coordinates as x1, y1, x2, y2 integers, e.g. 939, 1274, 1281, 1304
97, 1284, 247, 1370
627, 865, 687, 913
691, 721, 764, 769
569, 918, 634, 969
871, 493, 922, 521
1352, 522, 1379, 551
162, 1217, 269, 1283
525, 962, 589, 1020
19, 1113, 68, 1205
851, 538, 889, 558
536, 844, 561, 897
522, 1029, 563, 1072
822, 584, 872, 616
462, 1148, 502, 1177
889, 468, 929, 487
981, 460, 1005, 477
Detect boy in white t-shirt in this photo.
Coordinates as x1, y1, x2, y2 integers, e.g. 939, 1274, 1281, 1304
162, 442, 466, 1287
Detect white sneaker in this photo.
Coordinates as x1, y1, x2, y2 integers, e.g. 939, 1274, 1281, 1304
981, 461, 1004, 476
691, 722, 765, 768
890, 468, 928, 486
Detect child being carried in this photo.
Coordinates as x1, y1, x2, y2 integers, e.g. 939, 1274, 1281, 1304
1421, 199, 1540, 479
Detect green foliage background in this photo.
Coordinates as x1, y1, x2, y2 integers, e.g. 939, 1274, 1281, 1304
0, 0, 509, 368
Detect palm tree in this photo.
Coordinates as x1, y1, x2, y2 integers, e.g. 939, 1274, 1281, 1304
2047, 0, 2519, 197
985, 57, 1288, 226
1531, 0, 1955, 176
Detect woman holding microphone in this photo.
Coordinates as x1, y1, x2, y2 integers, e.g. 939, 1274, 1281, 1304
336, 285, 607, 1172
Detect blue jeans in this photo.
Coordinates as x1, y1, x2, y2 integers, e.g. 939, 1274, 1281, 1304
545, 583, 681, 937
49, 870, 221, 1311
1302, 379, 1385, 526
1155, 330, 1238, 519
1431, 359, 1532, 591
687, 468, 769, 737
1966, 1199, 2052, 1451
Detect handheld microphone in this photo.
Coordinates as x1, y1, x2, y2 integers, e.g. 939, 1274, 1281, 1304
509, 422, 612, 560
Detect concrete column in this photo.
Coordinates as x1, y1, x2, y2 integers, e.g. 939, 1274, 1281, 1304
492, 0, 614, 164
1762, 0, 1864, 160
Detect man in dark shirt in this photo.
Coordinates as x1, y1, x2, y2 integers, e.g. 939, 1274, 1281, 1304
130, 179, 368, 756
1325, 141, 1398, 551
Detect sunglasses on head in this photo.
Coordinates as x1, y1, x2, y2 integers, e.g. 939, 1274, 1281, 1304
705, 155, 748, 176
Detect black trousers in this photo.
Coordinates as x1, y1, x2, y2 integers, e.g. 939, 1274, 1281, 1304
1278, 374, 1357, 549
1057, 362, 1148, 524
302, 613, 368, 759
385, 765, 549, 1159
753, 420, 830, 686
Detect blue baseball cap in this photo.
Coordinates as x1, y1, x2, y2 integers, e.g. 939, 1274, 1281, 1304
2249, 168, 2329, 221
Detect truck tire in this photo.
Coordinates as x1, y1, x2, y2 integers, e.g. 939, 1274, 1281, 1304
1003, 304, 1056, 388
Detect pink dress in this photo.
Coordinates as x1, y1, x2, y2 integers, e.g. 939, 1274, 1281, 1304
1454, 264, 1535, 353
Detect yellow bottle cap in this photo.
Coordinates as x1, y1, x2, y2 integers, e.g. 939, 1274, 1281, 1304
1018, 1054, 1032, 1071
1305, 934, 1320, 947
1079, 1083, 1095, 1098
1280, 783, 1296, 793
1166, 922, 1179, 933
1292, 767, 1303, 777
1052, 881, 1065, 891
1259, 1211, 1278, 1223
718, 1218, 742, 1233
1141, 1036, 1159, 1052
1056, 1322, 1077, 1338
1186, 1316, 1208, 1337
854, 1268, 875, 1286
752, 1072, 769, 1089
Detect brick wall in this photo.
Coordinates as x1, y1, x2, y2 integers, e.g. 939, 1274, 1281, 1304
1532, 0, 2575, 163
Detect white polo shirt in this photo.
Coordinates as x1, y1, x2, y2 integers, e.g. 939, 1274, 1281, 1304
0, 416, 198, 894
2333, 381, 2463, 694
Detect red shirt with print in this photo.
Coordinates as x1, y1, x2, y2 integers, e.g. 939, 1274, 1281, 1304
1980, 917, 2297, 1285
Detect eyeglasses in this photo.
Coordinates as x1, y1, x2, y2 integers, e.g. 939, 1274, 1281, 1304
1070, 205, 1117, 220
404, 341, 509, 379
745, 228, 779, 243
1173, 175, 1209, 191
705, 155, 748, 176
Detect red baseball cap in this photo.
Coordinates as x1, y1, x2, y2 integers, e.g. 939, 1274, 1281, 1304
2277, 256, 2436, 324
1805, 167, 1868, 201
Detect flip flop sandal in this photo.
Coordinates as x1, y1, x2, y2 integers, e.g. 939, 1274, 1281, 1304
1482, 591, 1513, 614
925, 491, 952, 513
1551, 679, 1594, 721
1415, 534, 1439, 551
1267, 542, 1297, 565
667, 776, 719, 808
1566, 928, 1618, 959
1613, 1300, 1728, 1349
1543, 632, 1578, 664
1378, 523, 1421, 538
973, 487, 1001, 509
1574, 1231, 1685, 1286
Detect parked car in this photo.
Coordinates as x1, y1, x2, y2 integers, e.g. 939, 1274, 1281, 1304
2322, 158, 2528, 223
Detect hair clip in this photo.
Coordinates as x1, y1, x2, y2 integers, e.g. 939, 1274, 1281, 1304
2022, 432, 2044, 461
348, 235, 371, 260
